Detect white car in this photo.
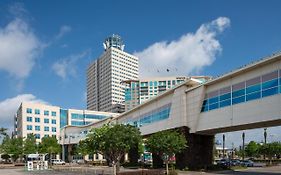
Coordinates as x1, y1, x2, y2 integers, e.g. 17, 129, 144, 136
51, 159, 65, 165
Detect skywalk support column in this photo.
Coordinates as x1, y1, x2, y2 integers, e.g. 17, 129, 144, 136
176, 127, 214, 170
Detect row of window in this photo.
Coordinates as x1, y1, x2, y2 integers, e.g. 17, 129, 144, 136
29, 134, 56, 139
125, 104, 171, 127
71, 113, 108, 120
26, 117, 56, 124
26, 108, 57, 116
201, 70, 281, 112
27, 125, 56, 132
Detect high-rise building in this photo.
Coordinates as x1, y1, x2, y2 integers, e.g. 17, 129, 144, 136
123, 76, 211, 111
14, 102, 118, 142
87, 34, 139, 113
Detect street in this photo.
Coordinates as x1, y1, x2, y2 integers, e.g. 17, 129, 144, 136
0, 165, 281, 175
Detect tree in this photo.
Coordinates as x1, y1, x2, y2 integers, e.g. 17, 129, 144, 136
23, 134, 37, 155
145, 130, 187, 175
245, 141, 260, 158
84, 124, 142, 175
1, 137, 23, 162
77, 139, 92, 161
1, 154, 10, 162
258, 142, 281, 165
39, 136, 61, 162
0, 127, 8, 138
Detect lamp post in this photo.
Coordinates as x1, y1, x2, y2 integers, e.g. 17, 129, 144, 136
264, 128, 267, 160
223, 134, 225, 159
242, 132, 245, 161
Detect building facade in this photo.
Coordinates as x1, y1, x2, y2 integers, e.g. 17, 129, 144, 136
14, 102, 118, 142
87, 34, 139, 113
123, 76, 210, 111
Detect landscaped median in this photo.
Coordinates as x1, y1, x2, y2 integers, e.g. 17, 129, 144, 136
52, 165, 113, 174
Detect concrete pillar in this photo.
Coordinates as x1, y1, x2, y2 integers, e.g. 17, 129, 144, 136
152, 153, 163, 168
128, 144, 139, 165
176, 127, 214, 170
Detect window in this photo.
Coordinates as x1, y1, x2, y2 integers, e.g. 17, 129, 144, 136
27, 125, 32, 130
44, 126, 49, 131
51, 111, 56, 116
35, 134, 40, 139
44, 110, 49, 116
44, 134, 49, 137
26, 108, 32, 114
44, 118, 49, 123
35, 118, 40, 123
51, 119, 56, 124
35, 109, 40, 115
52, 127, 56, 132
35, 126, 40, 131
26, 117, 32, 122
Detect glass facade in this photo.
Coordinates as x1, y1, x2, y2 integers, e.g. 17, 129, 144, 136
201, 70, 280, 112
60, 109, 68, 128
125, 104, 171, 127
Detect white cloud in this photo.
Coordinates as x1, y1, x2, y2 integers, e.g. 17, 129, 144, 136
134, 17, 230, 78
55, 25, 72, 40
0, 94, 49, 133
0, 18, 42, 79
52, 50, 90, 79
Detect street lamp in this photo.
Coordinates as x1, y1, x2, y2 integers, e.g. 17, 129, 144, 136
242, 132, 245, 161
223, 134, 225, 159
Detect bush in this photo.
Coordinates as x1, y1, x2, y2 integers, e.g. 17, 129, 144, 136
117, 169, 164, 175
168, 170, 178, 175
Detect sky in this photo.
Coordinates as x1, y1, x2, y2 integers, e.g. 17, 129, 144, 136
0, 0, 281, 147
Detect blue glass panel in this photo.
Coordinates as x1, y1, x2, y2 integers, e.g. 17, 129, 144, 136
209, 103, 219, 110
246, 84, 261, 94
44, 110, 49, 116
219, 99, 231, 108
44, 118, 49, 123
246, 92, 261, 101
279, 86, 281, 94
209, 97, 219, 104
232, 96, 245, 105
262, 79, 278, 90
262, 87, 278, 97
60, 109, 68, 128
51, 111, 57, 116
219, 93, 231, 101
232, 89, 245, 98
26, 108, 32, 114
201, 105, 208, 112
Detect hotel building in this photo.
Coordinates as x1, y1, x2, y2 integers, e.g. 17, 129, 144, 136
87, 34, 139, 113
14, 102, 118, 142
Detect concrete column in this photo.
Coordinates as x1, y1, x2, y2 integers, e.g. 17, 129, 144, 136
128, 144, 139, 165
152, 153, 163, 168
176, 127, 214, 170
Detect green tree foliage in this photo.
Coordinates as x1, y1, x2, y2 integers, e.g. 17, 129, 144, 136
258, 142, 281, 164
39, 136, 61, 160
245, 141, 260, 158
1, 154, 10, 162
23, 134, 37, 154
1, 137, 23, 162
84, 124, 142, 174
145, 130, 187, 174
0, 127, 8, 138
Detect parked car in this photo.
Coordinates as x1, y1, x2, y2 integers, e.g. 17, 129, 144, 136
230, 159, 241, 166
241, 160, 254, 167
51, 159, 65, 165
217, 159, 230, 167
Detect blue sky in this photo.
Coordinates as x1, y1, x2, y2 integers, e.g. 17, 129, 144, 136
0, 0, 281, 146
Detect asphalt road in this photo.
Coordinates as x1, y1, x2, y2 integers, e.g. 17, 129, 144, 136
0, 165, 281, 175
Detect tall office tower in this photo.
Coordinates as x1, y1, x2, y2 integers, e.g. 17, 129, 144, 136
87, 34, 139, 113
124, 76, 211, 111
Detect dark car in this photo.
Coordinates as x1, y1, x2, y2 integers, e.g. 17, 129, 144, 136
230, 159, 241, 166
217, 159, 231, 167
241, 160, 254, 167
